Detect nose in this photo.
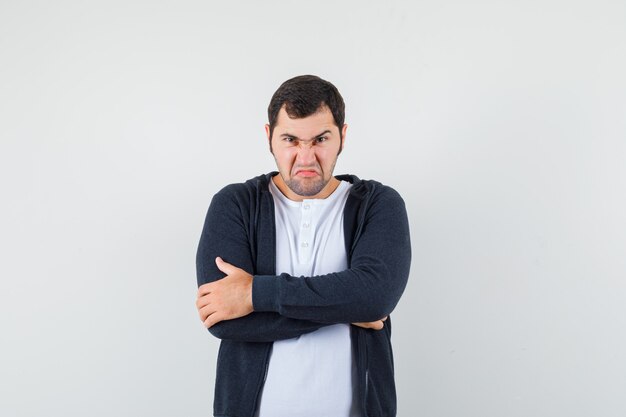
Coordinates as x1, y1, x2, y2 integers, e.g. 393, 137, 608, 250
296, 143, 316, 166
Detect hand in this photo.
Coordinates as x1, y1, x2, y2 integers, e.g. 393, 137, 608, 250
352, 316, 388, 330
196, 257, 254, 328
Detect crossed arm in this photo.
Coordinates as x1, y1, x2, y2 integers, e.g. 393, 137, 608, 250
195, 185, 411, 342
196, 257, 387, 330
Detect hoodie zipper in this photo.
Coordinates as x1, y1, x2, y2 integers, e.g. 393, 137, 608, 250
251, 344, 272, 417
348, 179, 374, 416
358, 328, 370, 416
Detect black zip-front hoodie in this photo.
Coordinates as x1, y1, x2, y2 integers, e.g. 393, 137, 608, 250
196, 172, 412, 417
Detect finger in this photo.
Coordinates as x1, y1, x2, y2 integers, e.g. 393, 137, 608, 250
382, 316, 388, 322
354, 320, 384, 330
215, 257, 238, 275
352, 321, 382, 330
196, 294, 211, 310
204, 311, 225, 328
199, 304, 216, 322
198, 283, 212, 296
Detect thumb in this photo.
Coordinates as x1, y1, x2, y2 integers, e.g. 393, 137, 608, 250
215, 257, 237, 275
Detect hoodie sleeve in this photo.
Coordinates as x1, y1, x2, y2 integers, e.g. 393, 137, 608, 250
196, 186, 329, 342
252, 185, 411, 323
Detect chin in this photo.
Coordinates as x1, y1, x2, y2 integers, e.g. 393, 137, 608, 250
287, 179, 327, 197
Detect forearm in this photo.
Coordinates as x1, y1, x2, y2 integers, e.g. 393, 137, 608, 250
206, 312, 326, 342
252, 265, 407, 324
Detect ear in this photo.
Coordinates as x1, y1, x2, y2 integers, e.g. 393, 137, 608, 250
339, 123, 348, 154
265, 124, 272, 152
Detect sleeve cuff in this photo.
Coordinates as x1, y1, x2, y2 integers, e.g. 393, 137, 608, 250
252, 275, 280, 312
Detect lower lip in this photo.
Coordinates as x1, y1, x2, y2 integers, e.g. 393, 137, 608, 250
296, 171, 319, 177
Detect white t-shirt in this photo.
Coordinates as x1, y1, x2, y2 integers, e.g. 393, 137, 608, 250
255, 179, 361, 417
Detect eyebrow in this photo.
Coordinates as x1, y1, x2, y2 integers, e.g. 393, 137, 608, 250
279, 130, 332, 140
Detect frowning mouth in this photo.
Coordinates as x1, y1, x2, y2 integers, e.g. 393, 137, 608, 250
294, 168, 320, 177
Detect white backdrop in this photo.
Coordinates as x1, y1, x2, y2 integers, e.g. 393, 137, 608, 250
1, 1, 625, 416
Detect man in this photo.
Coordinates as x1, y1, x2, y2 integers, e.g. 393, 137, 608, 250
196, 75, 411, 417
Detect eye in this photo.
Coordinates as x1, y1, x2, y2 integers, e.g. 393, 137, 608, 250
315, 136, 328, 143
283, 136, 296, 143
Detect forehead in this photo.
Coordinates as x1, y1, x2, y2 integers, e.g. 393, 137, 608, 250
274, 105, 338, 134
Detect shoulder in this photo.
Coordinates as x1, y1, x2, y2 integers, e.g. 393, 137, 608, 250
213, 173, 274, 199
337, 174, 405, 205
207, 173, 275, 214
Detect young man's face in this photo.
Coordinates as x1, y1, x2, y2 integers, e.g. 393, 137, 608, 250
266, 105, 347, 201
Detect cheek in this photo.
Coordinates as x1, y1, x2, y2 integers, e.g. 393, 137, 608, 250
316, 150, 335, 166
275, 149, 297, 169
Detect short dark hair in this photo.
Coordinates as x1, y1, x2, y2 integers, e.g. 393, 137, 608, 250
267, 75, 345, 140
